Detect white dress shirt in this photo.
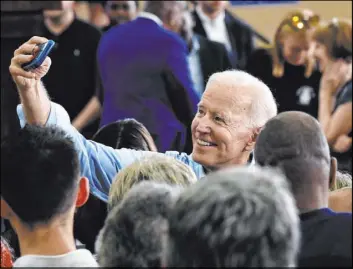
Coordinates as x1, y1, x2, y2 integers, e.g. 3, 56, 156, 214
188, 36, 204, 97
196, 6, 232, 52
138, 12, 163, 26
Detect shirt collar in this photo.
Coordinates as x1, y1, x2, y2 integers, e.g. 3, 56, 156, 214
138, 12, 163, 26
196, 5, 225, 25
191, 35, 200, 53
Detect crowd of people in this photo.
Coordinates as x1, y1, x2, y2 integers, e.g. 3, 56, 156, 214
1, 0, 352, 268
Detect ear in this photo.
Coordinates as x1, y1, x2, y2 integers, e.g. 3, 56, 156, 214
244, 127, 262, 152
329, 157, 337, 190
1, 199, 13, 220
75, 177, 90, 208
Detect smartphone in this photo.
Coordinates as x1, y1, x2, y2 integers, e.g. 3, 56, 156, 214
22, 40, 55, 71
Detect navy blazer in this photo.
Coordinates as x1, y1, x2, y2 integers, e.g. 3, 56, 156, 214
97, 17, 199, 152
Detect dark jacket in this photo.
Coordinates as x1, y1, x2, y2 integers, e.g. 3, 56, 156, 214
192, 9, 254, 70
197, 34, 232, 86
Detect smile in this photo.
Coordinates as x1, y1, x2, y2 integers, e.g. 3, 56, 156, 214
196, 139, 217, 147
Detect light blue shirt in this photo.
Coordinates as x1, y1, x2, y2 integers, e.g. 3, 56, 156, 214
188, 36, 204, 97
17, 102, 205, 202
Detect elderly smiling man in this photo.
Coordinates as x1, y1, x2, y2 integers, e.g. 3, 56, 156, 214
9, 36, 277, 202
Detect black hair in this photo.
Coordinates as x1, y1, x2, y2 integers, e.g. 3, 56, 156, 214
1, 125, 80, 227
92, 118, 156, 151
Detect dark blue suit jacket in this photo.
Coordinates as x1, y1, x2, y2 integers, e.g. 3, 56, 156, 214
97, 17, 199, 152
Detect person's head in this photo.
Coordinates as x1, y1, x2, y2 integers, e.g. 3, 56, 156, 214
254, 111, 334, 212
43, 1, 75, 25
144, 1, 185, 32
96, 181, 182, 267
311, 18, 352, 72
198, 1, 228, 19
1, 125, 89, 233
104, 1, 138, 26
164, 166, 300, 267
178, 9, 195, 47
92, 118, 157, 151
330, 170, 352, 191
191, 70, 277, 170
272, 9, 320, 77
108, 155, 197, 210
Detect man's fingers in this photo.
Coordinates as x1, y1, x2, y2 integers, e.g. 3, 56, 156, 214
14, 37, 48, 56
12, 54, 34, 65
9, 65, 35, 79
27, 36, 49, 45
14, 43, 38, 56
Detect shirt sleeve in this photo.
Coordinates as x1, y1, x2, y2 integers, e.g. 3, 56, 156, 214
16, 102, 161, 202
16, 102, 203, 201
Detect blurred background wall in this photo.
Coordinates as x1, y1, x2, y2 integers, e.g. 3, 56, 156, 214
229, 0, 352, 46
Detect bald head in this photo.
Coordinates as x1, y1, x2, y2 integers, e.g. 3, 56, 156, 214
144, 1, 185, 30
254, 111, 331, 209
255, 111, 330, 166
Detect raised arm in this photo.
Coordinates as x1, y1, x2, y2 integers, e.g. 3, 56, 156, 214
9, 36, 160, 202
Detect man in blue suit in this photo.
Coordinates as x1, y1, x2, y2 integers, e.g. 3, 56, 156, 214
97, 1, 200, 153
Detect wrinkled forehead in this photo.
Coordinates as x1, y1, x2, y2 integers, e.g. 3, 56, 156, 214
201, 83, 253, 115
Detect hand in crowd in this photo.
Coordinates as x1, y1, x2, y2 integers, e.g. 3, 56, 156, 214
320, 59, 352, 94
333, 134, 352, 153
9, 36, 51, 91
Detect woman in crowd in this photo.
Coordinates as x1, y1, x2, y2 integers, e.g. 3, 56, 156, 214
311, 18, 352, 174
246, 9, 321, 118
74, 119, 157, 252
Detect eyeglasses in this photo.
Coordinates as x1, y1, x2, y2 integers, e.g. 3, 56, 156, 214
109, 3, 130, 11
283, 13, 320, 31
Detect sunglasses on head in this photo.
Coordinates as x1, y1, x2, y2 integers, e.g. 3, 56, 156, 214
283, 13, 320, 31
109, 3, 130, 11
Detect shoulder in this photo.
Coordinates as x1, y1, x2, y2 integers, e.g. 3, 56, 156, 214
246, 47, 273, 74
72, 18, 102, 38
250, 47, 273, 62
165, 151, 204, 178
225, 11, 251, 33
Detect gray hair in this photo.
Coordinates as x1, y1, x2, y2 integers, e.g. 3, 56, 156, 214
206, 70, 277, 129
108, 155, 196, 211
164, 166, 300, 267
96, 181, 182, 267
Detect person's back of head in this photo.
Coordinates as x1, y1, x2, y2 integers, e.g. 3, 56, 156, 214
92, 118, 157, 151
1, 125, 90, 256
76, 118, 157, 251
96, 181, 182, 267
254, 111, 332, 211
1, 125, 88, 228
108, 155, 197, 210
164, 166, 300, 267
144, 1, 185, 32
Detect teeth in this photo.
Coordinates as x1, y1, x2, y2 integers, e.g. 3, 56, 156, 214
197, 139, 213, 146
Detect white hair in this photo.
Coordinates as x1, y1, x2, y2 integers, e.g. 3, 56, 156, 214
206, 70, 277, 129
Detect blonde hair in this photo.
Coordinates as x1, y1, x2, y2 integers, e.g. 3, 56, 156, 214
312, 18, 352, 61
108, 155, 197, 210
271, 9, 319, 78
330, 171, 352, 191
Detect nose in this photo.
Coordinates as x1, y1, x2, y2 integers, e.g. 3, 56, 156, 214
195, 117, 211, 134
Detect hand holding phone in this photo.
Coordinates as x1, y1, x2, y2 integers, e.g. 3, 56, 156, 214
21, 40, 55, 71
